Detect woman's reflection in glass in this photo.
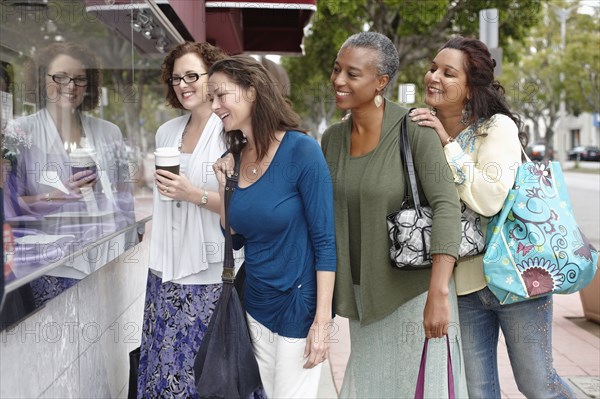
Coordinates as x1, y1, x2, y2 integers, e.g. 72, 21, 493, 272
2, 42, 136, 308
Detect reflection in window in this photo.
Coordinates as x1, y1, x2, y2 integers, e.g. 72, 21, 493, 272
4, 42, 138, 306
0, 0, 171, 325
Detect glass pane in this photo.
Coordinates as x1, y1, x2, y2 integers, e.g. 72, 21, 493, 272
0, 0, 172, 327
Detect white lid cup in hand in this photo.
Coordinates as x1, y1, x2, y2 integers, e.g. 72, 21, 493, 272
154, 147, 180, 201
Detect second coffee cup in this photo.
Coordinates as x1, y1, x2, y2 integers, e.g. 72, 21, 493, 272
154, 147, 180, 201
70, 147, 97, 177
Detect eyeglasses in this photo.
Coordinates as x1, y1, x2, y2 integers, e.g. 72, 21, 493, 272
168, 72, 207, 86
48, 74, 88, 87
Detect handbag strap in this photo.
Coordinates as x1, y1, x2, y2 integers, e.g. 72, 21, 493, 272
414, 336, 455, 399
399, 108, 423, 218
221, 151, 241, 284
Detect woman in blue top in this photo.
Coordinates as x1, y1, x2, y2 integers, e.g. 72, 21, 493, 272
209, 55, 337, 399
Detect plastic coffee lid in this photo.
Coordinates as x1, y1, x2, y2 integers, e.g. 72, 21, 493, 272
154, 147, 180, 156
69, 147, 96, 159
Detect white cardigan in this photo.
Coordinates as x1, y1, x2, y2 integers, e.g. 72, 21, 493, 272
7, 109, 137, 278
148, 113, 228, 284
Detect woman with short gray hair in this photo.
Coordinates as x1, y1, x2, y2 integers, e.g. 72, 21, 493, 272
321, 31, 468, 398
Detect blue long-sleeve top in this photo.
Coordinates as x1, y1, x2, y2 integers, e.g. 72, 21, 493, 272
229, 131, 336, 338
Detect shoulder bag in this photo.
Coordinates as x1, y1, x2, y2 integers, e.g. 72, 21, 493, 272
193, 131, 262, 398
386, 111, 486, 270
483, 152, 598, 304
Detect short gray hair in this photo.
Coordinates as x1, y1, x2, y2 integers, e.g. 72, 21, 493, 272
340, 32, 399, 87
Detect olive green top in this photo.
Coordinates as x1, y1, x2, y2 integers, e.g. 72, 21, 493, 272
321, 100, 461, 325
347, 152, 373, 284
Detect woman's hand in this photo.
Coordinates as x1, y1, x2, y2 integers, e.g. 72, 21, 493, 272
423, 288, 450, 339
409, 108, 452, 146
68, 169, 96, 193
155, 169, 198, 203
303, 315, 332, 369
303, 270, 335, 369
39, 170, 96, 202
212, 153, 235, 188
423, 253, 455, 339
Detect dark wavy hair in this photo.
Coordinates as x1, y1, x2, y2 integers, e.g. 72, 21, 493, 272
442, 36, 527, 146
26, 42, 100, 111
208, 55, 303, 161
161, 42, 228, 109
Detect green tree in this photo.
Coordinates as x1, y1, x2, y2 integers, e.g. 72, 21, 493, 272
282, 0, 541, 133
503, 1, 599, 154
562, 8, 600, 115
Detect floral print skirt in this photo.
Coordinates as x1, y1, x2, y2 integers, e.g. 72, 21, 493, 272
30, 275, 78, 308
136, 271, 222, 399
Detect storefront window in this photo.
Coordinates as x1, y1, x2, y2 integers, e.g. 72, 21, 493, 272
1, 0, 176, 325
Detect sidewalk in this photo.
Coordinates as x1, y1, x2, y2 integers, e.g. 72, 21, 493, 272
320, 292, 600, 399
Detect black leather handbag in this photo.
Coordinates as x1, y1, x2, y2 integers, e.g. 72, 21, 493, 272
193, 131, 262, 398
386, 112, 486, 270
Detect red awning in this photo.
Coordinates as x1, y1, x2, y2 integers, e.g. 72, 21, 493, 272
205, 0, 316, 10
205, 0, 316, 55
84, 0, 315, 57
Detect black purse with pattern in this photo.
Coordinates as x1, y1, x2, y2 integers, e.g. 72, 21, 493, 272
386, 112, 486, 270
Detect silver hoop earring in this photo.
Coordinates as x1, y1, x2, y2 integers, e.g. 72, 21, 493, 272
374, 94, 383, 108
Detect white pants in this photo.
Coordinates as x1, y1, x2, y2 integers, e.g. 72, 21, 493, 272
246, 313, 322, 398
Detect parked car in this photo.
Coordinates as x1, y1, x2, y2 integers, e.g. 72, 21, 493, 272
527, 142, 554, 161
567, 146, 600, 161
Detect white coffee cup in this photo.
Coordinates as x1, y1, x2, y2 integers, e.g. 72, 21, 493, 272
69, 147, 97, 178
154, 147, 180, 201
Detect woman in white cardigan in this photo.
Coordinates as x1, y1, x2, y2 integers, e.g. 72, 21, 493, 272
4, 42, 136, 307
136, 42, 235, 398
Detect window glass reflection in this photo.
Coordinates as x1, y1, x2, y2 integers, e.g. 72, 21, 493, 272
0, 0, 166, 323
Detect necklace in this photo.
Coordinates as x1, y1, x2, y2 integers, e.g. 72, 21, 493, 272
175, 119, 191, 208
178, 119, 190, 153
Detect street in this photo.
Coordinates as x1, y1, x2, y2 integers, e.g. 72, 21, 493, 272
564, 170, 600, 248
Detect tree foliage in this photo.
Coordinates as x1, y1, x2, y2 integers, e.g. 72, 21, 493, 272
562, 8, 600, 116
502, 0, 599, 150
282, 0, 542, 133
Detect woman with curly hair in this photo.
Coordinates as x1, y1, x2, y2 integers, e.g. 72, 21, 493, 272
136, 42, 235, 398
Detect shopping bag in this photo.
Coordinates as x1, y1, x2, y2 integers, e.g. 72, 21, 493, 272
193, 135, 262, 398
414, 336, 455, 399
127, 347, 140, 399
484, 160, 598, 304
193, 282, 261, 398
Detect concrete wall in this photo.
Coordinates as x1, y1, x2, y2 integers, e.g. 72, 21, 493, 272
0, 237, 149, 398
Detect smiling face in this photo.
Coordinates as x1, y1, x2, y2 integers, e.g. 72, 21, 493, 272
45, 54, 87, 112
424, 48, 470, 113
209, 72, 255, 133
172, 52, 210, 111
330, 47, 388, 111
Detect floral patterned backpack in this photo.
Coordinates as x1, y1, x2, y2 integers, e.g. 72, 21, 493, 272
483, 155, 598, 304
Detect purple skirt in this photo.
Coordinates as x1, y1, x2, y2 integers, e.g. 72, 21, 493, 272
30, 275, 78, 308
137, 271, 221, 398
137, 271, 265, 399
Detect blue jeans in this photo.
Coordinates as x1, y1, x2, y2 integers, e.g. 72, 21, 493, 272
458, 287, 576, 399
